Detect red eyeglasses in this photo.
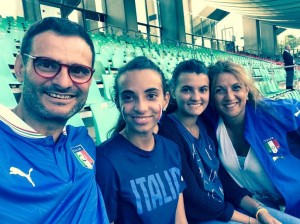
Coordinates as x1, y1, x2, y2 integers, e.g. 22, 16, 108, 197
23, 53, 95, 84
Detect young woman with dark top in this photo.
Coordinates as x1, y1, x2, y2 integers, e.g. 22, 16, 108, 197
158, 59, 281, 224
96, 56, 187, 224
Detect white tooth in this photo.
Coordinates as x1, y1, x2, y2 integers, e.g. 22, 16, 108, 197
49, 93, 71, 99
225, 103, 235, 108
135, 116, 150, 121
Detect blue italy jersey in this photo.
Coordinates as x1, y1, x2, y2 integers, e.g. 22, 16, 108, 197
96, 133, 186, 224
243, 99, 300, 217
0, 104, 109, 223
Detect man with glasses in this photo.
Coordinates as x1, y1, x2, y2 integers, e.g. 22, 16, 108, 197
0, 17, 108, 223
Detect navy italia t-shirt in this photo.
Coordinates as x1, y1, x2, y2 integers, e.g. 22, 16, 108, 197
96, 133, 185, 224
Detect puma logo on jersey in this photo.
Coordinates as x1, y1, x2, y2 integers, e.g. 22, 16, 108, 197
10, 167, 35, 187
295, 108, 300, 117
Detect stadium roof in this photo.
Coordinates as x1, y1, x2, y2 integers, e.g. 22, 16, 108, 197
203, 0, 300, 29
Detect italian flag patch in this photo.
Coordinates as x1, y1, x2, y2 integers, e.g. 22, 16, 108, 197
71, 145, 94, 169
264, 138, 280, 154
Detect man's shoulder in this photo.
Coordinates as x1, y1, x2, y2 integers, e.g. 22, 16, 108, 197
64, 125, 95, 153
65, 125, 90, 138
283, 50, 289, 56
0, 104, 45, 138
0, 104, 20, 125
283, 50, 292, 57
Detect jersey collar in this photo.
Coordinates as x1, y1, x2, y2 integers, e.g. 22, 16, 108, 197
0, 104, 45, 138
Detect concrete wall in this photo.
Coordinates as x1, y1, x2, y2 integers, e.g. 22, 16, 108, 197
243, 17, 277, 57
160, 0, 186, 43
260, 21, 276, 57
84, 0, 97, 31
105, 0, 138, 35
105, 0, 187, 43
243, 17, 260, 54
105, 0, 126, 34
175, 0, 186, 43
124, 0, 138, 32
22, 0, 41, 21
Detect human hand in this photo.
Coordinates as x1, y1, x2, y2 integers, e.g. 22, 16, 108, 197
257, 211, 282, 224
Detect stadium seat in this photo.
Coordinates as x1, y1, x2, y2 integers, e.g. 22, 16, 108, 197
96, 53, 110, 70
0, 79, 17, 108
111, 53, 125, 70
10, 28, 25, 42
102, 74, 116, 101
66, 113, 85, 127
90, 102, 120, 145
93, 56, 106, 83
85, 78, 105, 107
99, 45, 113, 61
16, 16, 25, 23
0, 57, 17, 82
0, 33, 17, 65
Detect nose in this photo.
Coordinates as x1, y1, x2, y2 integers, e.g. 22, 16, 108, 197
134, 98, 147, 113
191, 90, 201, 101
51, 65, 73, 89
225, 89, 235, 100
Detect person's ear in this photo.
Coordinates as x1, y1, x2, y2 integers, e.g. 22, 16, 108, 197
14, 54, 25, 83
163, 92, 170, 111
246, 85, 250, 95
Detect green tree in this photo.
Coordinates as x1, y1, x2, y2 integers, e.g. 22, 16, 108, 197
278, 35, 300, 56
285, 35, 299, 49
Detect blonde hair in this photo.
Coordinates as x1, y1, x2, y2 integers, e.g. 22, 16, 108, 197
208, 60, 263, 108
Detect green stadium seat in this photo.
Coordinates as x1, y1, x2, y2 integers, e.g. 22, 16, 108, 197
96, 53, 110, 70
85, 78, 105, 107
16, 16, 25, 23
102, 74, 116, 101
6, 16, 15, 23
0, 57, 19, 84
111, 53, 125, 70
268, 80, 287, 95
0, 79, 17, 108
9, 28, 24, 41
125, 55, 134, 63
90, 102, 120, 145
66, 113, 85, 127
93, 56, 106, 83
99, 46, 113, 61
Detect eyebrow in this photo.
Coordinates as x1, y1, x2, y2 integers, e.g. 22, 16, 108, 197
145, 88, 160, 93
120, 88, 160, 95
215, 82, 244, 90
120, 90, 134, 95
182, 85, 209, 88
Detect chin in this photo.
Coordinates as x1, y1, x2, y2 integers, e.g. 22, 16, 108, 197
135, 126, 155, 134
188, 110, 203, 116
42, 109, 77, 121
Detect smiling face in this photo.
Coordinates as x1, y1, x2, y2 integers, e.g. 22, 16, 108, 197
117, 69, 169, 136
174, 72, 209, 118
212, 72, 249, 122
14, 31, 93, 123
